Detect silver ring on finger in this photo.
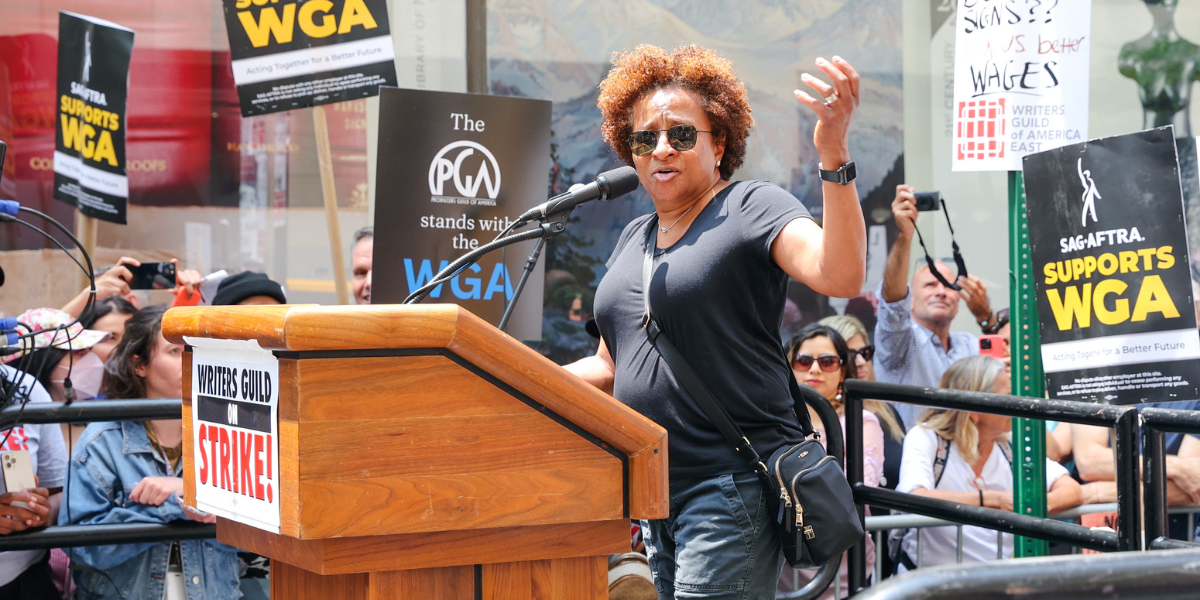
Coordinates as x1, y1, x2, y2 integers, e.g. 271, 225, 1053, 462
822, 91, 839, 106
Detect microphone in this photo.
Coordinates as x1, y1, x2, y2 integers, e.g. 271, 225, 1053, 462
517, 166, 639, 223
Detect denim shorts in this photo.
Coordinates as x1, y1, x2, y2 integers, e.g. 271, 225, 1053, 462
642, 472, 783, 600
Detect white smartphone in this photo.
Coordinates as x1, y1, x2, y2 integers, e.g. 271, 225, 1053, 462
1, 451, 37, 509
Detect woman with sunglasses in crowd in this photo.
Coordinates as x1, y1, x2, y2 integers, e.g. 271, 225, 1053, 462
565, 44, 865, 598
820, 315, 906, 486
778, 324, 883, 598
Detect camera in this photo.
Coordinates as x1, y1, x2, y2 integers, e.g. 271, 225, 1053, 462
914, 191, 941, 212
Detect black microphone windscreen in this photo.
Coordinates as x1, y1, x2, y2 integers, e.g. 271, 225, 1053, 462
599, 166, 640, 199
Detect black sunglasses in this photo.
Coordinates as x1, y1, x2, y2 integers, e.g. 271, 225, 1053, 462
849, 345, 875, 362
627, 124, 711, 157
792, 353, 842, 372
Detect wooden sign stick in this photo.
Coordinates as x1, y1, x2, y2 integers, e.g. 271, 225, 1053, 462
312, 105, 350, 305
75, 212, 98, 292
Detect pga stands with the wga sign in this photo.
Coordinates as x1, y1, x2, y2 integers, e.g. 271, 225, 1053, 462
154, 43, 870, 600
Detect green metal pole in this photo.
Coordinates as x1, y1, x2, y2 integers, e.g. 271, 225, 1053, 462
1008, 170, 1048, 557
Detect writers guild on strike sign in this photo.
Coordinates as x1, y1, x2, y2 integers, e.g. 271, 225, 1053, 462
190, 350, 281, 533
1023, 126, 1200, 405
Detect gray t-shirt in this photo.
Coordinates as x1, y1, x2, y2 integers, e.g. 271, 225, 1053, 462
594, 180, 812, 480
0, 365, 68, 586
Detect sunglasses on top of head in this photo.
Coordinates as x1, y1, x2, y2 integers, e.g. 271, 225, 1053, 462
792, 353, 842, 372
627, 124, 712, 157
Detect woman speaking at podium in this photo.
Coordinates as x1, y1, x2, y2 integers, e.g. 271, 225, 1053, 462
565, 45, 866, 599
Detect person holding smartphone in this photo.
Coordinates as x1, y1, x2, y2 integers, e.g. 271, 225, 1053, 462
0, 364, 66, 600
60, 258, 203, 319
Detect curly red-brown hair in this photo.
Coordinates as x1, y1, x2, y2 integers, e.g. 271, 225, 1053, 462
598, 44, 753, 181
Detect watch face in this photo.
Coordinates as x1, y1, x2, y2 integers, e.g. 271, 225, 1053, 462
844, 162, 857, 182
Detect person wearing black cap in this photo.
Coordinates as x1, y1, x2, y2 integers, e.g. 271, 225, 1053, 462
211, 272, 287, 307
208, 271, 284, 600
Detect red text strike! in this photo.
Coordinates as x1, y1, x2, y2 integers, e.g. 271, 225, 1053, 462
198, 423, 274, 502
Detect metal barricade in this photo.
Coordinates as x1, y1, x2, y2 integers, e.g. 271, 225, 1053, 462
853, 548, 1200, 600
841, 379, 1146, 596
1140, 407, 1200, 546
0, 398, 206, 549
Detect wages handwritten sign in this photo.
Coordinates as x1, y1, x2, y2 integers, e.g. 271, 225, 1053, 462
952, 0, 1091, 171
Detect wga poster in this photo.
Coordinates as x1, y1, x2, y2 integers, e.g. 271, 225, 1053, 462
221, 0, 398, 116
54, 12, 134, 224
951, 0, 1091, 171
1023, 127, 1200, 404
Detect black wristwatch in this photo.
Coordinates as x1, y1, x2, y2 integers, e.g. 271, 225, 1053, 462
818, 160, 857, 186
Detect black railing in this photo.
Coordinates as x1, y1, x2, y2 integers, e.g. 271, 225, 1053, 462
842, 380, 1146, 596
0, 398, 208, 550
0, 398, 182, 429
0, 522, 216, 551
1140, 406, 1200, 543
854, 548, 1200, 600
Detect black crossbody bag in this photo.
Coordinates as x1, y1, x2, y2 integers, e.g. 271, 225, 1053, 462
639, 220, 863, 568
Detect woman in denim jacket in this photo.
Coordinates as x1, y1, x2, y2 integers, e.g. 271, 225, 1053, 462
60, 306, 241, 600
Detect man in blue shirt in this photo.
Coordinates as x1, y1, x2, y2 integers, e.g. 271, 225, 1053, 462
875, 185, 997, 427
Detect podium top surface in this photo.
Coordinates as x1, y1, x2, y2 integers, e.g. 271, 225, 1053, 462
163, 304, 486, 353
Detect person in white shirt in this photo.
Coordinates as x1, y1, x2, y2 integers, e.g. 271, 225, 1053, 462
896, 356, 1081, 569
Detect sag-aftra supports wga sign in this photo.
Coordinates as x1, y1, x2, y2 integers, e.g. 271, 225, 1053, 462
1024, 127, 1200, 405
221, 0, 398, 116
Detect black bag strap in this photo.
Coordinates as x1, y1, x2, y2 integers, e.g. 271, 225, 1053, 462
639, 218, 815, 476
933, 435, 1013, 488
933, 436, 951, 488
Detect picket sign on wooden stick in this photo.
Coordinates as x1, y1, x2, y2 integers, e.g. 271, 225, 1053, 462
312, 105, 350, 305
75, 212, 99, 291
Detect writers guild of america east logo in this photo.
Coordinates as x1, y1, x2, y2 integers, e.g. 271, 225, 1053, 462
428, 141, 501, 206
1077, 157, 1100, 227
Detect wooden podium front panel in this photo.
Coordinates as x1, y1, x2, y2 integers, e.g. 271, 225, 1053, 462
269, 558, 607, 600
287, 355, 625, 539
220, 518, 628, 574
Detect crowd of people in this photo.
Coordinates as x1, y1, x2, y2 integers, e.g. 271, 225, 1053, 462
0, 43, 1194, 600
0, 262, 289, 599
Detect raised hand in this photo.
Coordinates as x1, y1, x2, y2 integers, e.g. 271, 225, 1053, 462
794, 56, 860, 167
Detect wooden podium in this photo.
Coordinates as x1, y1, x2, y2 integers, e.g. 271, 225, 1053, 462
162, 305, 668, 600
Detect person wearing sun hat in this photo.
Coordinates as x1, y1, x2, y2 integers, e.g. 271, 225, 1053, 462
5, 308, 112, 404
210, 271, 287, 307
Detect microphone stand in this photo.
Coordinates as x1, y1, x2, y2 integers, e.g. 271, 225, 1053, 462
402, 211, 571, 306
497, 237, 545, 332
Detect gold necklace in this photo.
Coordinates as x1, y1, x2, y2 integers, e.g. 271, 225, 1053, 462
659, 202, 695, 233
659, 188, 715, 233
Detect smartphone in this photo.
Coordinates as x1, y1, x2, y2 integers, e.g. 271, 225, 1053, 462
0, 450, 37, 509
979, 334, 1008, 359
914, 191, 941, 211
124, 262, 176, 290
